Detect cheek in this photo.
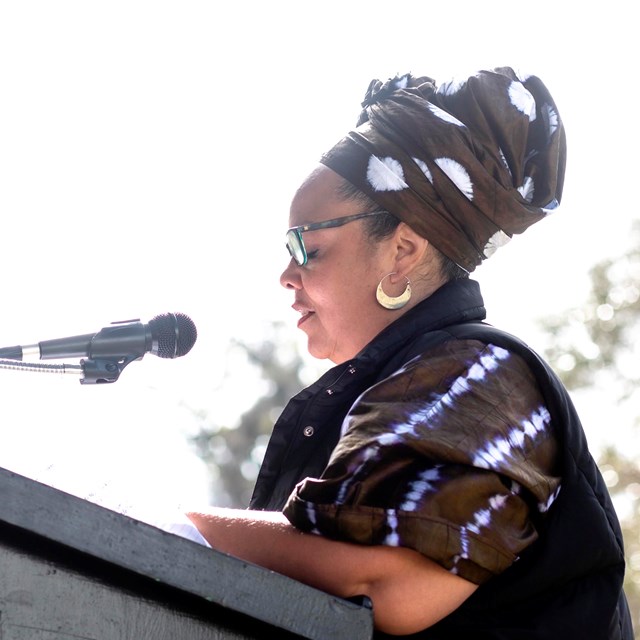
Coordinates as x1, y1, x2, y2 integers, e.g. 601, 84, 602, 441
302, 239, 383, 313
307, 272, 373, 319
331, 272, 378, 319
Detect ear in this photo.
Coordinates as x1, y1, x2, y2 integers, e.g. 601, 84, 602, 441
389, 222, 430, 275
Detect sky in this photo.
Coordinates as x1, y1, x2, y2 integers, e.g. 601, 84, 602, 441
0, 1, 637, 516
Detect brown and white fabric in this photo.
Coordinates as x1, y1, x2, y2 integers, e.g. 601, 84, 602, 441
320, 67, 567, 273
284, 339, 561, 585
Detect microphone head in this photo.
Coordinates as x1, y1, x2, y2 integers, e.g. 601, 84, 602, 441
149, 312, 197, 359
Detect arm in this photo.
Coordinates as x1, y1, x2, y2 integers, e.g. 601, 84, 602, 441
187, 508, 477, 636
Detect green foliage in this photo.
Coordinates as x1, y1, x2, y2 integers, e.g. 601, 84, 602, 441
541, 220, 640, 398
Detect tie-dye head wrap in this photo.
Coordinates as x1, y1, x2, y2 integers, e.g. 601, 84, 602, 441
320, 67, 566, 273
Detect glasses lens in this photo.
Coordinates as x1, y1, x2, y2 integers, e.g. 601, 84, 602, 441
286, 229, 306, 265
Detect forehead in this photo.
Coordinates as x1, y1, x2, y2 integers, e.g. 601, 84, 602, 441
289, 164, 356, 227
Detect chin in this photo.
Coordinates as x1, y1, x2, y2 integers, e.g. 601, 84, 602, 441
305, 332, 355, 364
306, 344, 330, 362
306, 339, 338, 364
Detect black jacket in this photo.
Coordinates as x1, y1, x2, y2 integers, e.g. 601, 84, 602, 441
251, 279, 633, 638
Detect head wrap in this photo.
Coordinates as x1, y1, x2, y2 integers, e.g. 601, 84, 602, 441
320, 67, 566, 273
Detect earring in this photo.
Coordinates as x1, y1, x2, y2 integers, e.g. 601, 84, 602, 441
376, 273, 412, 310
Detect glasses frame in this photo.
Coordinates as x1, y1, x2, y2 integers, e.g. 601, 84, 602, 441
286, 210, 386, 266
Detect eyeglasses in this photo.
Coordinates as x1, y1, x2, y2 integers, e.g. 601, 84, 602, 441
286, 210, 386, 266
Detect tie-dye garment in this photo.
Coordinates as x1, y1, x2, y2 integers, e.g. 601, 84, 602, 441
283, 338, 561, 585
321, 67, 566, 273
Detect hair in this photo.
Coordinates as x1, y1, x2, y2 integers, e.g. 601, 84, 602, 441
335, 178, 468, 282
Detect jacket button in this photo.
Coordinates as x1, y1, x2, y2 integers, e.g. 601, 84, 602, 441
303, 426, 315, 437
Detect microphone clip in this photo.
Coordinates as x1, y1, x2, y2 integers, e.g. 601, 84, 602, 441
80, 355, 140, 384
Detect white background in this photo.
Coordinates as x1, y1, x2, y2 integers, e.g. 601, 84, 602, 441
0, 1, 636, 515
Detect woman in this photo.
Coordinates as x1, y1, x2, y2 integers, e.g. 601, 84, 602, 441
188, 68, 632, 638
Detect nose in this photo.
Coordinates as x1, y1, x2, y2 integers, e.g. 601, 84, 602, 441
280, 258, 302, 290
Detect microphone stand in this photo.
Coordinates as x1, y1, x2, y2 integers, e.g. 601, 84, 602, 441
0, 355, 141, 385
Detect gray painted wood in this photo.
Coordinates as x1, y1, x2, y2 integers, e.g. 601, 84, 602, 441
0, 543, 253, 639
0, 467, 373, 639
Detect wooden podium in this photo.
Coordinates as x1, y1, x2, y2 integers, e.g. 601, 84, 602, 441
0, 467, 374, 639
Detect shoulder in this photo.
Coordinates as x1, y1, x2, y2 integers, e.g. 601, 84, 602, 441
368, 337, 541, 408
339, 336, 558, 483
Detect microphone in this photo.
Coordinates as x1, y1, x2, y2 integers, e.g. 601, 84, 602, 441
0, 312, 197, 362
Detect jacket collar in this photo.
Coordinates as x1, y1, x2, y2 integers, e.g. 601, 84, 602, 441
310, 278, 486, 396
355, 277, 486, 366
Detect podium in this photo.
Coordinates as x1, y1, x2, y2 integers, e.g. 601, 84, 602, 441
0, 467, 374, 639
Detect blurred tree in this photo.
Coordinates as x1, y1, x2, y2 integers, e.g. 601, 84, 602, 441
189, 321, 321, 508
541, 221, 640, 395
597, 447, 640, 636
540, 220, 640, 634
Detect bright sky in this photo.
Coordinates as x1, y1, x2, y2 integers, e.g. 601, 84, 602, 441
0, 1, 636, 515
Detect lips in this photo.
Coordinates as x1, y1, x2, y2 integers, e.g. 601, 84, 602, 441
293, 301, 315, 328
297, 311, 315, 327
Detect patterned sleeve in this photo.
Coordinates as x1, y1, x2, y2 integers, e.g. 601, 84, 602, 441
283, 339, 562, 585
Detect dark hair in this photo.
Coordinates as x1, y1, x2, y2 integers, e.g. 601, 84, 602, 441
335, 178, 468, 282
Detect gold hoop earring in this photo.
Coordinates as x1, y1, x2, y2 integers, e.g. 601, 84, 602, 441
376, 273, 412, 310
